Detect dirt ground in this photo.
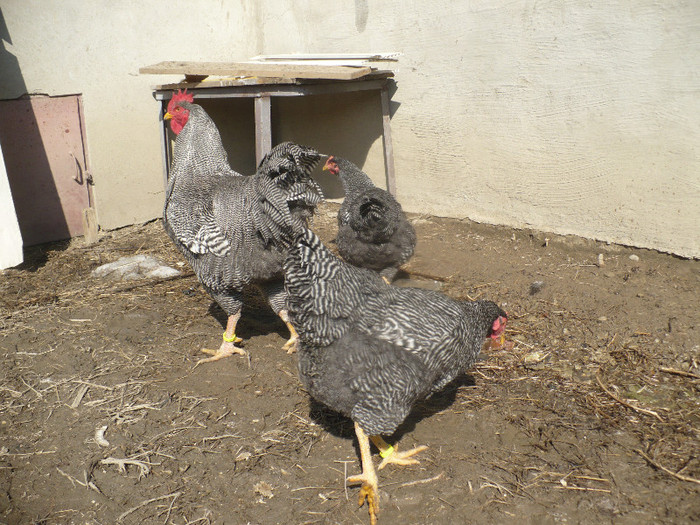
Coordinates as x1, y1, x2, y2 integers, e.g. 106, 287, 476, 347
1, 201, 698, 525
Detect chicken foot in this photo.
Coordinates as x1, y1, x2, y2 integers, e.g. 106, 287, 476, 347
195, 313, 246, 367
347, 423, 379, 525
371, 435, 428, 470
278, 309, 299, 354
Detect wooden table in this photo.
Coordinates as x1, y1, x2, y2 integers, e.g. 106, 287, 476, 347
143, 63, 397, 195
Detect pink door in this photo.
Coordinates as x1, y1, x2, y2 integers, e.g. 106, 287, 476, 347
0, 95, 92, 246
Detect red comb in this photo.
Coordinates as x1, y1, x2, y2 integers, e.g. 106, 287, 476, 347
167, 89, 194, 113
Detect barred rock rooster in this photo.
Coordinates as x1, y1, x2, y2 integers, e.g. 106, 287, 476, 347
324, 156, 416, 283
163, 90, 323, 364
284, 230, 507, 525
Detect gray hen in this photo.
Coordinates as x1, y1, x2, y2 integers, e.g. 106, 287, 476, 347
324, 156, 416, 283
163, 91, 323, 364
284, 229, 507, 525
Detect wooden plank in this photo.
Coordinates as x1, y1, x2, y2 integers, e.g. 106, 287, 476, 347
154, 79, 390, 101
140, 61, 372, 80
153, 69, 394, 91
155, 76, 295, 91
380, 86, 396, 196
254, 96, 272, 166
250, 53, 401, 61
82, 207, 98, 245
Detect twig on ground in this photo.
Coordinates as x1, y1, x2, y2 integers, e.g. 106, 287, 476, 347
634, 449, 700, 485
21, 376, 44, 399
183, 512, 212, 525
333, 460, 354, 501
118, 491, 182, 522
660, 367, 700, 380
398, 472, 445, 488
0, 448, 56, 457
596, 373, 664, 422
201, 433, 242, 443
556, 486, 611, 493
56, 467, 101, 493
162, 491, 180, 524
100, 457, 152, 478
480, 476, 514, 497
70, 384, 89, 408
401, 269, 450, 282
118, 402, 162, 413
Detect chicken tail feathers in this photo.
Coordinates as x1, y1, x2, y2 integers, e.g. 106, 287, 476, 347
250, 175, 303, 247
258, 142, 321, 177
257, 142, 325, 223
358, 196, 390, 227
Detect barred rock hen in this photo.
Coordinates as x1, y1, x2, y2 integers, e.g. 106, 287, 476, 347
163, 90, 323, 364
284, 230, 507, 525
324, 156, 416, 283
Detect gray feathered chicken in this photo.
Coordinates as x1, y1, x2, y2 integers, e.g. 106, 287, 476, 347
324, 156, 416, 283
163, 90, 323, 364
284, 229, 507, 525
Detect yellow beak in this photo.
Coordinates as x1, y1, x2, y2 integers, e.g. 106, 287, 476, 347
164, 112, 173, 120
322, 164, 329, 171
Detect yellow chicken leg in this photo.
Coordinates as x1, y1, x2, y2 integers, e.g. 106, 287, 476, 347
195, 313, 246, 367
278, 309, 299, 354
371, 435, 428, 470
347, 423, 380, 525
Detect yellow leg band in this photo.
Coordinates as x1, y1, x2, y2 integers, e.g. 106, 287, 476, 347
223, 331, 238, 343
379, 444, 395, 459
370, 435, 395, 459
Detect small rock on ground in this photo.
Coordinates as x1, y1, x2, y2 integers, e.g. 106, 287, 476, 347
92, 255, 180, 281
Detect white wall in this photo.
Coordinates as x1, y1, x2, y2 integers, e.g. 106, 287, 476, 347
0, 142, 23, 269
1, 1, 698, 257
0, 0, 258, 229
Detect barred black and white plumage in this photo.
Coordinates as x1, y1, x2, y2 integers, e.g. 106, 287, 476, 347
284, 229, 507, 437
258, 141, 325, 224
324, 156, 416, 283
162, 95, 324, 360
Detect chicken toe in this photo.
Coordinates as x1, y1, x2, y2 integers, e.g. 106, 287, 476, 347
377, 444, 428, 470
371, 435, 428, 470
282, 332, 298, 354
347, 423, 380, 525
195, 340, 246, 367
348, 480, 379, 525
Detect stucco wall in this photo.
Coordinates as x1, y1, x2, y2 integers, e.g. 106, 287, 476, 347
256, 0, 700, 258
1, 1, 698, 257
0, 1, 258, 229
